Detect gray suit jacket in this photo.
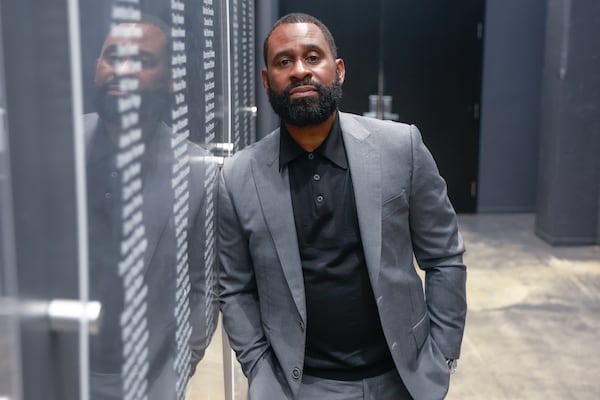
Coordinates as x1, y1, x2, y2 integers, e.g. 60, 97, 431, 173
218, 112, 467, 400
84, 113, 219, 399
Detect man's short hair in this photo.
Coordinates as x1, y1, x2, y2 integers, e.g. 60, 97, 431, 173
263, 13, 338, 66
104, 13, 171, 43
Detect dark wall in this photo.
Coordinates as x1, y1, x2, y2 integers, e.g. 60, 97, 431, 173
477, 0, 547, 212
535, 0, 600, 245
256, 0, 600, 244
255, 0, 279, 139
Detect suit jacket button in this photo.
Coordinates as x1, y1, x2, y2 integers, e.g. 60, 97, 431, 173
292, 367, 301, 379
300, 321, 305, 331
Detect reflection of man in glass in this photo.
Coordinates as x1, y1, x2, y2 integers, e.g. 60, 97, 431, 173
93, 20, 170, 133
86, 18, 217, 399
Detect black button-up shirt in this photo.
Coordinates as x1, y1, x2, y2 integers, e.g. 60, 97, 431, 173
279, 114, 393, 380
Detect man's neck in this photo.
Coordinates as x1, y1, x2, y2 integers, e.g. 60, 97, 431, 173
284, 112, 337, 152
103, 118, 160, 144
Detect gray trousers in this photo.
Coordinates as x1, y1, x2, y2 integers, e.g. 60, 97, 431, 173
298, 369, 413, 400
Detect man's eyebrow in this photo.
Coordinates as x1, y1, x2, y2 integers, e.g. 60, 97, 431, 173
303, 44, 325, 53
101, 44, 158, 61
271, 48, 293, 61
271, 44, 325, 61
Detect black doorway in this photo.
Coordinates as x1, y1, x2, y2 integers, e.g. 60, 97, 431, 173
277, 0, 485, 212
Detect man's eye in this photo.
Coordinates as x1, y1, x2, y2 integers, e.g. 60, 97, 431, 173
306, 53, 322, 64
104, 55, 119, 66
278, 59, 291, 67
140, 57, 155, 69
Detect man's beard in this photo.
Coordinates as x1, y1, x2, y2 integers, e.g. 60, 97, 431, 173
267, 75, 343, 127
94, 83, 169, 127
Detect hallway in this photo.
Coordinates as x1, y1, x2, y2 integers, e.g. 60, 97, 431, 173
187, 213, 600, 399
449, 214, 600, 399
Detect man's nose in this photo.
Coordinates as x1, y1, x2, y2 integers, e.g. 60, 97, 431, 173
115, 58, 141, 76
290, 60, 311, 80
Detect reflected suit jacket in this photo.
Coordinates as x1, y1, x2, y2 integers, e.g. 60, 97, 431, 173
84, 113, 218, 399
218, 112, 467, 400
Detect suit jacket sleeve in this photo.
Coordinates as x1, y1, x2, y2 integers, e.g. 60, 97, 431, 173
187, 151, 219, 375
408, 125, 467, 360
217, 165, 275, 381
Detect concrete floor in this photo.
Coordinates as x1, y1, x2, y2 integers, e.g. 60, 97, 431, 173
187, 213, 600, 399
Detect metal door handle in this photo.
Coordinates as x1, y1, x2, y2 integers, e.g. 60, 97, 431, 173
239, 106, 257, 117
48, 299, 102, 334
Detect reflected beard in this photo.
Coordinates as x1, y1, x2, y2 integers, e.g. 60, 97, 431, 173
267, 76, 343, 127
94, 85, 169, 127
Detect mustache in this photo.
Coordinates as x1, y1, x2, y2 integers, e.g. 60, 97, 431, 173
283, 79, 322, 95
96, 78, 130, 94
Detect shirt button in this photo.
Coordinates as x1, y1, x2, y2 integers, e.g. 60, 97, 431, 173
105, 192, 112, 199
316, 194, 324, 203
292, 367, 301, 379
307, 153, 314, 160
111, 171, 118, 178
313, 174, 320, 181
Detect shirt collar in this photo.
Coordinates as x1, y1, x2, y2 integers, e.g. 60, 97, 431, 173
89, 117, 162, 171
279, 113, 348, 170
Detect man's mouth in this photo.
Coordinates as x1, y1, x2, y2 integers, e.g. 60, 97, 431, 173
288, 85, 318, 99
106, 84, 125, 96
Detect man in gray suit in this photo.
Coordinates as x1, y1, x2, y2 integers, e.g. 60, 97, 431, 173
218, 13, 466, 400
87, 18, 218, 399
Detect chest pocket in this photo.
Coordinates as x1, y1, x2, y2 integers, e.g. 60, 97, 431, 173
382, 190, 408, 219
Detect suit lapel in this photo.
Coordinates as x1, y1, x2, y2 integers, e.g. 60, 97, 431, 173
340, 113, 382, 286
142, 125, 174, 272
252, 133, 306, 323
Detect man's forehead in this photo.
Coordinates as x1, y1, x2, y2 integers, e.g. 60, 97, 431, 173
103, 23, 166, 48
269, 22, 328, 49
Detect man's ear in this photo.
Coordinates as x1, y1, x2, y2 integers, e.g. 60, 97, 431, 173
167, 77, 174, 94
335, 58, 346, 84
94, 58, 101, 84
261, 68, 269, 93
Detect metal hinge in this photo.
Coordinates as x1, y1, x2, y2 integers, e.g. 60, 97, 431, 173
470, 181, 477, 197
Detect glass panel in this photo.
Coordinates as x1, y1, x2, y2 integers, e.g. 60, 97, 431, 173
79, 1, 221, 398
230, 0, 256, 152
2, 2, 85, 398
0, 8, 22, 399
0, 0, 255, 397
